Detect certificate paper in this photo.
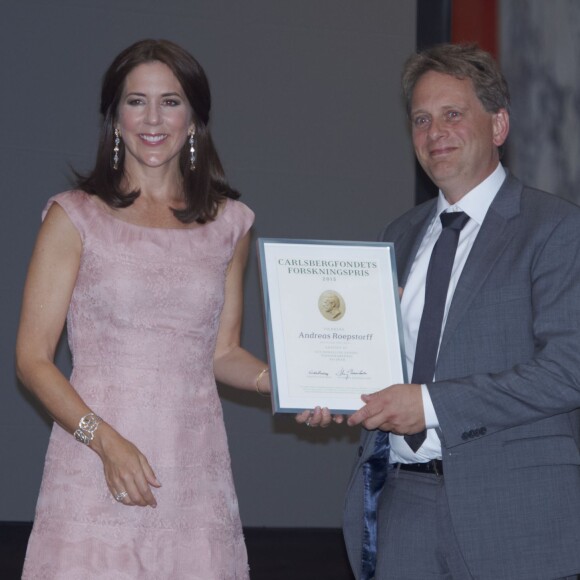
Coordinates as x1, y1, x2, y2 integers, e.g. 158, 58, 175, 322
258, 239, 407, 413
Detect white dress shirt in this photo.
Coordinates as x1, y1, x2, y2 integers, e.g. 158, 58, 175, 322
390, 164, 507, 463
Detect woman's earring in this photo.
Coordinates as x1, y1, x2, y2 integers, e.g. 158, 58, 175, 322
189, 131, 196, 171
113, 128, 121, 170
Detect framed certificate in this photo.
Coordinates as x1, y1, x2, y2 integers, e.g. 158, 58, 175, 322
258, 239, 407, 413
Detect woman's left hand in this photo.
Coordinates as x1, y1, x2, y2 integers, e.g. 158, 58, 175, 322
296, 407, 344, 428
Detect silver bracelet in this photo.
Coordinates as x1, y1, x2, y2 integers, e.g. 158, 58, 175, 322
74, 412, 102, 445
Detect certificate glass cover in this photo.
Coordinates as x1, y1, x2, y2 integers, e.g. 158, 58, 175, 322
258, 239, 407, 413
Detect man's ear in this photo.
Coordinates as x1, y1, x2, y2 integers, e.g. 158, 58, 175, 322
492, 109, 509, 147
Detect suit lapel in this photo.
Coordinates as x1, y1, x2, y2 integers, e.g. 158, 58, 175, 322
438, 174, 523, 355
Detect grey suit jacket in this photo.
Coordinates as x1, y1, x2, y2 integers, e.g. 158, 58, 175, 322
343, 174, 580, 580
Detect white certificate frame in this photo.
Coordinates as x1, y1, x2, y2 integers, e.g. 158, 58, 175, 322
258, 238, 407, 413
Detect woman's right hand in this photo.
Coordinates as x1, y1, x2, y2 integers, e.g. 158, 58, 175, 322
92, 423, 161, 508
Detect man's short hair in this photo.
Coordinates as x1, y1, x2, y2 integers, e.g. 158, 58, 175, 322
402, 43, 510, 116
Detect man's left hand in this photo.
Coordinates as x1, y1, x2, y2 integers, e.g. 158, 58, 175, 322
347, 383, 426, 433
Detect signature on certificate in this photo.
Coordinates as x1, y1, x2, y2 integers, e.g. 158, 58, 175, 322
336, 368, 368, 380
307, 370, 330, 377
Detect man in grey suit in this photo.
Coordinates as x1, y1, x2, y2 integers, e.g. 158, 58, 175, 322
335, 44, 580, 579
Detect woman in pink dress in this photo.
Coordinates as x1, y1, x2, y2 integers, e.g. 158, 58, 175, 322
16, 39, 270, 579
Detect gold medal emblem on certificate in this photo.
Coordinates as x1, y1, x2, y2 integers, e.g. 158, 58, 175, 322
318, 290, 346, 321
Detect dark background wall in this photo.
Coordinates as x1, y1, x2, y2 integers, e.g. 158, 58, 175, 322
0, 1, 416, 526
500, 0, 580, 205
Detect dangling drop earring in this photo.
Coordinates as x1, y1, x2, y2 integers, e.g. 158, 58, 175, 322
189, 130, 196, 171
113, 128, 121, 170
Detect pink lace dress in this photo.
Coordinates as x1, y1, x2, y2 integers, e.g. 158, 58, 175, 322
22, 190, 253, 579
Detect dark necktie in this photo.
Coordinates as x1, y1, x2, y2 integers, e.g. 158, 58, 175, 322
404, 211, 470, 452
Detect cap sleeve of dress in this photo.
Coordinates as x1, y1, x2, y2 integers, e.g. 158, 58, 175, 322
42, 190, 97, 242
221, 199, 255, 247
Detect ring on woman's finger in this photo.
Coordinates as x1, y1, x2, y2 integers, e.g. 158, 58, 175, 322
305, 420, 311, 427
114, 491, 128, 502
